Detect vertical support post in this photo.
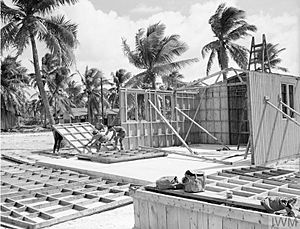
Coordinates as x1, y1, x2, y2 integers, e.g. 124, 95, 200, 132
148, 100, 194, 155
184, 88, 207, 141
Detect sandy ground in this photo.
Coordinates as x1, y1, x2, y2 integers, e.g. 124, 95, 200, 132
1, 131, 299, 228
0, 131, 135, 229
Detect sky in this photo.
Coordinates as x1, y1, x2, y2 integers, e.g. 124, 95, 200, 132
5, 0, 300, 83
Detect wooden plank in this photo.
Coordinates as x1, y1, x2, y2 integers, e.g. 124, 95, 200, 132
156, 203, 167, 229
197, 212, 208, 229
208, 215, 222, 229
148, 100, 194, 155
148, 201, 158, 229
222, 217, 238, 229
178, 208, 190, 229
175, 107, 229, 149
133, 199, 141, 229
77, 149, 167, 164
140, 146, 233, 165
139, 199, 149, 229
166, 205, 179, 229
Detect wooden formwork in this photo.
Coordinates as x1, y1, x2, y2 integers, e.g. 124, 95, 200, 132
132, 188, 299, 229
119, 86, 232, 149
145, 167, 300, 211
77, 148, 167, 163
132, 165, 300, 229
1, 164, 133, 228
52, 122, 95, 154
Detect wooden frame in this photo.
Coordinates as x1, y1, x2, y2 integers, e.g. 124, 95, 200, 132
1, 164, 132, 228
120, 86, 231, 149
77, 148, 167, 163
52, 122, 95, 154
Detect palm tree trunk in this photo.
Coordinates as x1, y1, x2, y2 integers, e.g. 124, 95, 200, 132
87, 96, 92, 123
219, 45, 228, 80
30, 33, 54, 126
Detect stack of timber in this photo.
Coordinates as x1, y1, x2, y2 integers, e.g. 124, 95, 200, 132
77, 148, 168, 163
1, 163, 133, 228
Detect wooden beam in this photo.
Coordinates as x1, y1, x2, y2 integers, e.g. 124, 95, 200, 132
148, 100, 194, 155
175, 107, 230, 150
139, 146, 232, 165
279, 100, 300, 117
264, 96, 300, 127
184, 88, 207, 141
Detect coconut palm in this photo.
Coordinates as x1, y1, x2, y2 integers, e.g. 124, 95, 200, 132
1, 0, 78, 125
202, 3, 257, 78
257, 43, 288, 72
78, 67, 111, 123
122, 22, 198, 89
47, 66, 75, 116
162, 71, 186, 89
1, 56, 29, 129
109, 69, 132, 108
30, 53, 74, 118
65, 80, 84, 107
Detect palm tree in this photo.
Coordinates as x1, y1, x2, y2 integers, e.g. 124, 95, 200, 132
109, 69, 132, 108
258, 43, 288, 72
78, 67, 111, 123
47, 66, 75, 116
162, 71, 186, 89
1, 56, 29, 129
30, 53, 74, 119
202, 3, 257, 78
1, 0, 78, 125
27, 97, 43, 124
122, 22, 198, 89
66, 80, 84, 107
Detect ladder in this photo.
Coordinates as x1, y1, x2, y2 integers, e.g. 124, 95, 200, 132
248, 34, 271, 73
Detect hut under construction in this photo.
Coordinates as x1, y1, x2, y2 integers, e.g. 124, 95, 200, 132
119, 68, 300, 165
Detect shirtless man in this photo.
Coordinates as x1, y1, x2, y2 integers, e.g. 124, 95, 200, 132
106, 125, 126, 150
85, 129, 110, 152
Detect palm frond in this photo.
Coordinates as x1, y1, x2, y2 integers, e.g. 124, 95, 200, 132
206, 49, 216, 75
227, 23, 257, 40
1, 21, 20, 51
1, 1, 24, 23
201, 40, 219, 58
153, 58, 198, 75
227, 42, 248, 69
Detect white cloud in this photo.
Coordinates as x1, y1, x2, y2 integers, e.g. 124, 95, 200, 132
16, 0, 299, 83
130, 4, 162, 14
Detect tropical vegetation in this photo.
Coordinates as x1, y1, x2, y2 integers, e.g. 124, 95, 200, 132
122, 22, 198, 89
201, 3, 257, 78
1, 0, 78, 125
258, 43, 288, 72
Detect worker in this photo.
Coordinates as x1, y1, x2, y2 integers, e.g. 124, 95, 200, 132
106, 125, 126, 150
85, 129, 110, 152
52, 116, 63, 154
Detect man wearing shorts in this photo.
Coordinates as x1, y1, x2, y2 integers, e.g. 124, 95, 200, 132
107, 126, 126, 150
